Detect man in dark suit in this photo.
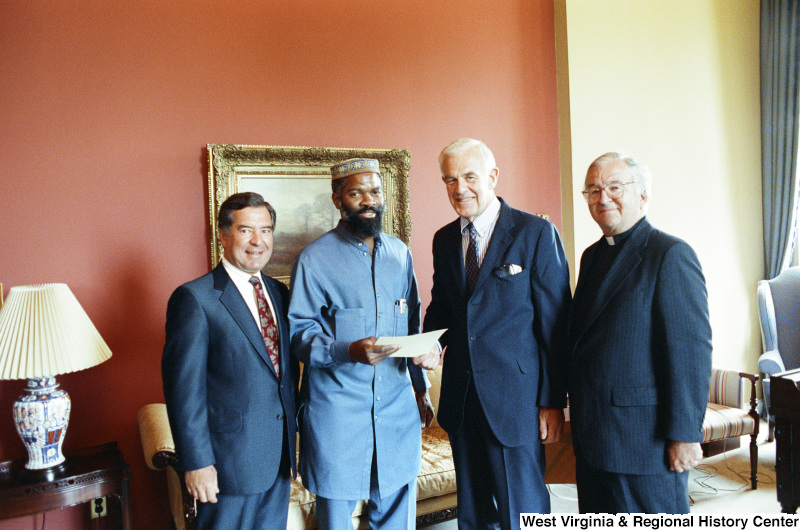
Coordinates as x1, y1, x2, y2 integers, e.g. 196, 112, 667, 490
423, 138, 572, 528
569, 152, 712, 514
162, 192, 298, 529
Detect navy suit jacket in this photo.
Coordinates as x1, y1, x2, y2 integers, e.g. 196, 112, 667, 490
162, 264, 298, 495
568, 218, 712, 475
423, 198, 571, 447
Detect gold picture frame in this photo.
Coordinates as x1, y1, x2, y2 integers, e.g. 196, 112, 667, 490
208, 144, 412, 283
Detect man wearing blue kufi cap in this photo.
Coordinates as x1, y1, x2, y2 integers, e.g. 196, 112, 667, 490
289, 158, 440, 529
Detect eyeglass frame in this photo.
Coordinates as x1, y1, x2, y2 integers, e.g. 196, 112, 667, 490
581, 181, 638, 204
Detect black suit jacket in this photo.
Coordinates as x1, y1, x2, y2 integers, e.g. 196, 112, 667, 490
568, 218, 712, 475
162, 264, 298, 495
423, 198, 571, 447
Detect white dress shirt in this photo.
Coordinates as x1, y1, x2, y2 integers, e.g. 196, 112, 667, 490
460, 196, 501, 268
221, 258, 279, 336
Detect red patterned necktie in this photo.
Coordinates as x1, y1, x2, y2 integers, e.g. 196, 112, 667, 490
465, 222, 479, 294
249, 276, 280, 378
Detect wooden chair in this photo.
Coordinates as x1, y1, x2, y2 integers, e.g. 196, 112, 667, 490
702, 367, 759, 489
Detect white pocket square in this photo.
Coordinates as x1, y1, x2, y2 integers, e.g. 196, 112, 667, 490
500, 263, 523, 276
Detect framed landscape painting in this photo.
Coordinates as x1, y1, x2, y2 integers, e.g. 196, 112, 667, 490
208, 144, 412, 283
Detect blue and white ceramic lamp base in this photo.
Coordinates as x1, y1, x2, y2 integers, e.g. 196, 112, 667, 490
13, 376, 71, 470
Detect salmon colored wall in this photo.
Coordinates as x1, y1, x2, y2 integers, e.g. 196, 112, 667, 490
0, 1, 560, 526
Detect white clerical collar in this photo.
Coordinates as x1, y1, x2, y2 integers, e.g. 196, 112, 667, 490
604, 217, 647, 247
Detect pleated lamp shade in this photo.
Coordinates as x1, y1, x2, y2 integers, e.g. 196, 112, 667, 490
0, 284, 112, 380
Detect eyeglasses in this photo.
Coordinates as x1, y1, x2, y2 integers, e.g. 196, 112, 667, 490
581, 181, 636, 204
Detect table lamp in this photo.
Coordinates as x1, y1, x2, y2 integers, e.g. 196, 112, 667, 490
0, 284, 112, 472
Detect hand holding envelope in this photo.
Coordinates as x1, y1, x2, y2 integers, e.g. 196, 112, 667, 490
375, 329, 447, 370
375, 329, 447, 358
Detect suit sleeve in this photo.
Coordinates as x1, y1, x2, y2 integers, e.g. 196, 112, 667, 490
271, 278, 301, 399
655, 242, 712, 442
531, 222, 572, 409
422, 230, 452, 347
161, 286, 215, 472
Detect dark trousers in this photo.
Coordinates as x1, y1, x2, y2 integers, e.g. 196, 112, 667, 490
449, 380, 549, 530
576, 455, 690, 514
196, 437, 292, 529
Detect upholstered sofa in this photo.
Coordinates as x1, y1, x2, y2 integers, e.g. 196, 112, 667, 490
137, 366, 457, 529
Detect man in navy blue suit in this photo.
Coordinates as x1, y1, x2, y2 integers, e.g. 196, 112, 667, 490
423, 138, 572, 528
162, 192, 298, 528
569, 152, 712, 514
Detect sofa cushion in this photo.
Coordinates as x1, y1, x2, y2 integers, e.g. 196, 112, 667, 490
417, 426, 457, 501
702, 402, 757, 442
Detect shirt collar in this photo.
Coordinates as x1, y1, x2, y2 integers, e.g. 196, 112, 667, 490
221, 257, 261, 284
604, 216, 646, 247
460, 196, 501, 236
335, 220, 382, 249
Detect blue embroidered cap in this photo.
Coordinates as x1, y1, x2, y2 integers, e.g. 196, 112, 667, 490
330, 158, 381, 180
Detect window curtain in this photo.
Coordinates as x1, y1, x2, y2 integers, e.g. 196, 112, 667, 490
761, 0, 800, 279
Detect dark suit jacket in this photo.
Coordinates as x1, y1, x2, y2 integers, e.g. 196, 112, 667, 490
423, 198, 572, 447
568, 218, 712, 475
162, 264, 298, 495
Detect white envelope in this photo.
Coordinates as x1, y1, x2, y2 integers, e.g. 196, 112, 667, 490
376, 329, 448, 358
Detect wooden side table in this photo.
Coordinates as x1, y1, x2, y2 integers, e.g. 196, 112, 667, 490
0, 442, 132, 528
771, 369, 800, 514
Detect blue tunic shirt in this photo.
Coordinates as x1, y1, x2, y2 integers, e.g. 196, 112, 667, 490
289, 222, 423, 500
